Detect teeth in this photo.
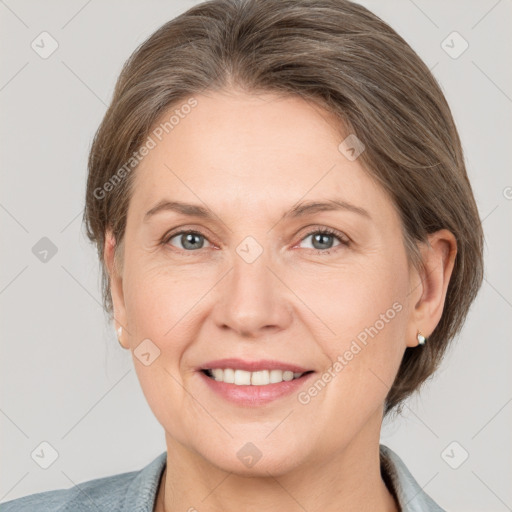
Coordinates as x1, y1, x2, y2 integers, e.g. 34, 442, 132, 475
206, 368, 305, 385
234, 369, 251, 385
223, 368, 235, 383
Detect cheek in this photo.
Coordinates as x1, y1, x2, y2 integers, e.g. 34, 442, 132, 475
294, 252, 409, 401
123, 261, 207, 436
123, 255, 211, 340
292, 253, 408, 341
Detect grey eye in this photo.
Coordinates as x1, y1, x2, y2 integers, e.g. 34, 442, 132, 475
300, 231, 342, 251
168, 232, 210, 250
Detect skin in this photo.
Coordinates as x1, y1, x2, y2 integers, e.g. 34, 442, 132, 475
104, 88, 457, 512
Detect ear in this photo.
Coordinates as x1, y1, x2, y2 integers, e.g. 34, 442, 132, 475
406, 229, 457, 348
104, 229, 128, 348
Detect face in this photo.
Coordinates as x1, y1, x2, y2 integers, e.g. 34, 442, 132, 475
109, 89, 421, 475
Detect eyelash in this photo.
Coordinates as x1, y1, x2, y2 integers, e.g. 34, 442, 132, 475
161, 227, 350, 256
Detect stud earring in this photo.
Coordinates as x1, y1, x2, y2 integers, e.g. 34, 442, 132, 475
117, 326, 124, 348
417, 330, 427, 346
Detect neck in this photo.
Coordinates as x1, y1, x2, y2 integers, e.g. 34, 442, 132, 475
154, 409, 399, 512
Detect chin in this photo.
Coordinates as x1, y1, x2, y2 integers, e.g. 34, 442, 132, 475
197, 437, 307, 477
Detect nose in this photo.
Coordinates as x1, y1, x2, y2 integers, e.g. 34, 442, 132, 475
211, 250, 293, 338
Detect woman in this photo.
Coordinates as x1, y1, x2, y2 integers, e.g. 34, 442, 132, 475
3, 0, 483, 510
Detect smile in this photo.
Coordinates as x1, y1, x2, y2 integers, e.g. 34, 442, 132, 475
198, 368, 315, 406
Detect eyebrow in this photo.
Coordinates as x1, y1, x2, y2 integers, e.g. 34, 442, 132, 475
143, 198, 371, 222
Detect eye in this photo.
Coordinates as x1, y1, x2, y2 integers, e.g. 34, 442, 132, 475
298, 227, 349, 253
161, 227, 349, 254
164, 230, 212, 251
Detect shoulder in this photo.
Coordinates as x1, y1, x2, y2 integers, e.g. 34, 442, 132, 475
1, 452, 167, 512
380, 444, 446, 512
0, 470, 138, 512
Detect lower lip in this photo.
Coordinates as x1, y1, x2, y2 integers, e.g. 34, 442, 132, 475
198, 370, 315, 406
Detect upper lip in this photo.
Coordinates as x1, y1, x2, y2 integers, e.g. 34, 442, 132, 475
198, 358, 312, 373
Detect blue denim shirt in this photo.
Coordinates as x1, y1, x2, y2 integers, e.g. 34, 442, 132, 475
1, 444, 445, 511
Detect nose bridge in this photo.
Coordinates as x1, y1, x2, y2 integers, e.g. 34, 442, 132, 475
213, 235, 291, 336
232, 240, 272, 296
231, 238, 276, 309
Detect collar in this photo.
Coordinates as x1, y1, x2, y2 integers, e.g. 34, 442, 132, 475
121, 451, 166, 511
380, 444, 446, 511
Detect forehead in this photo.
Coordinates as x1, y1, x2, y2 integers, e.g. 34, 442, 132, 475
129, 90, 395, 224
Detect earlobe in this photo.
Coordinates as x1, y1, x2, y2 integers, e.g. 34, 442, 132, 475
407, 229, 457, 347
116, 325, 127, 349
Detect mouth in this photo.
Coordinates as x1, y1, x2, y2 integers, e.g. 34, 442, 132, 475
197, 362, 316, 406
196, 358, 316, 406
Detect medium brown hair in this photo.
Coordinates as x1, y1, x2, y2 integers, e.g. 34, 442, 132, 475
83, 0, 484, 417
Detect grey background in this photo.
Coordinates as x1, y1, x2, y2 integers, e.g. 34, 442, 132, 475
1, 1, 511, 510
